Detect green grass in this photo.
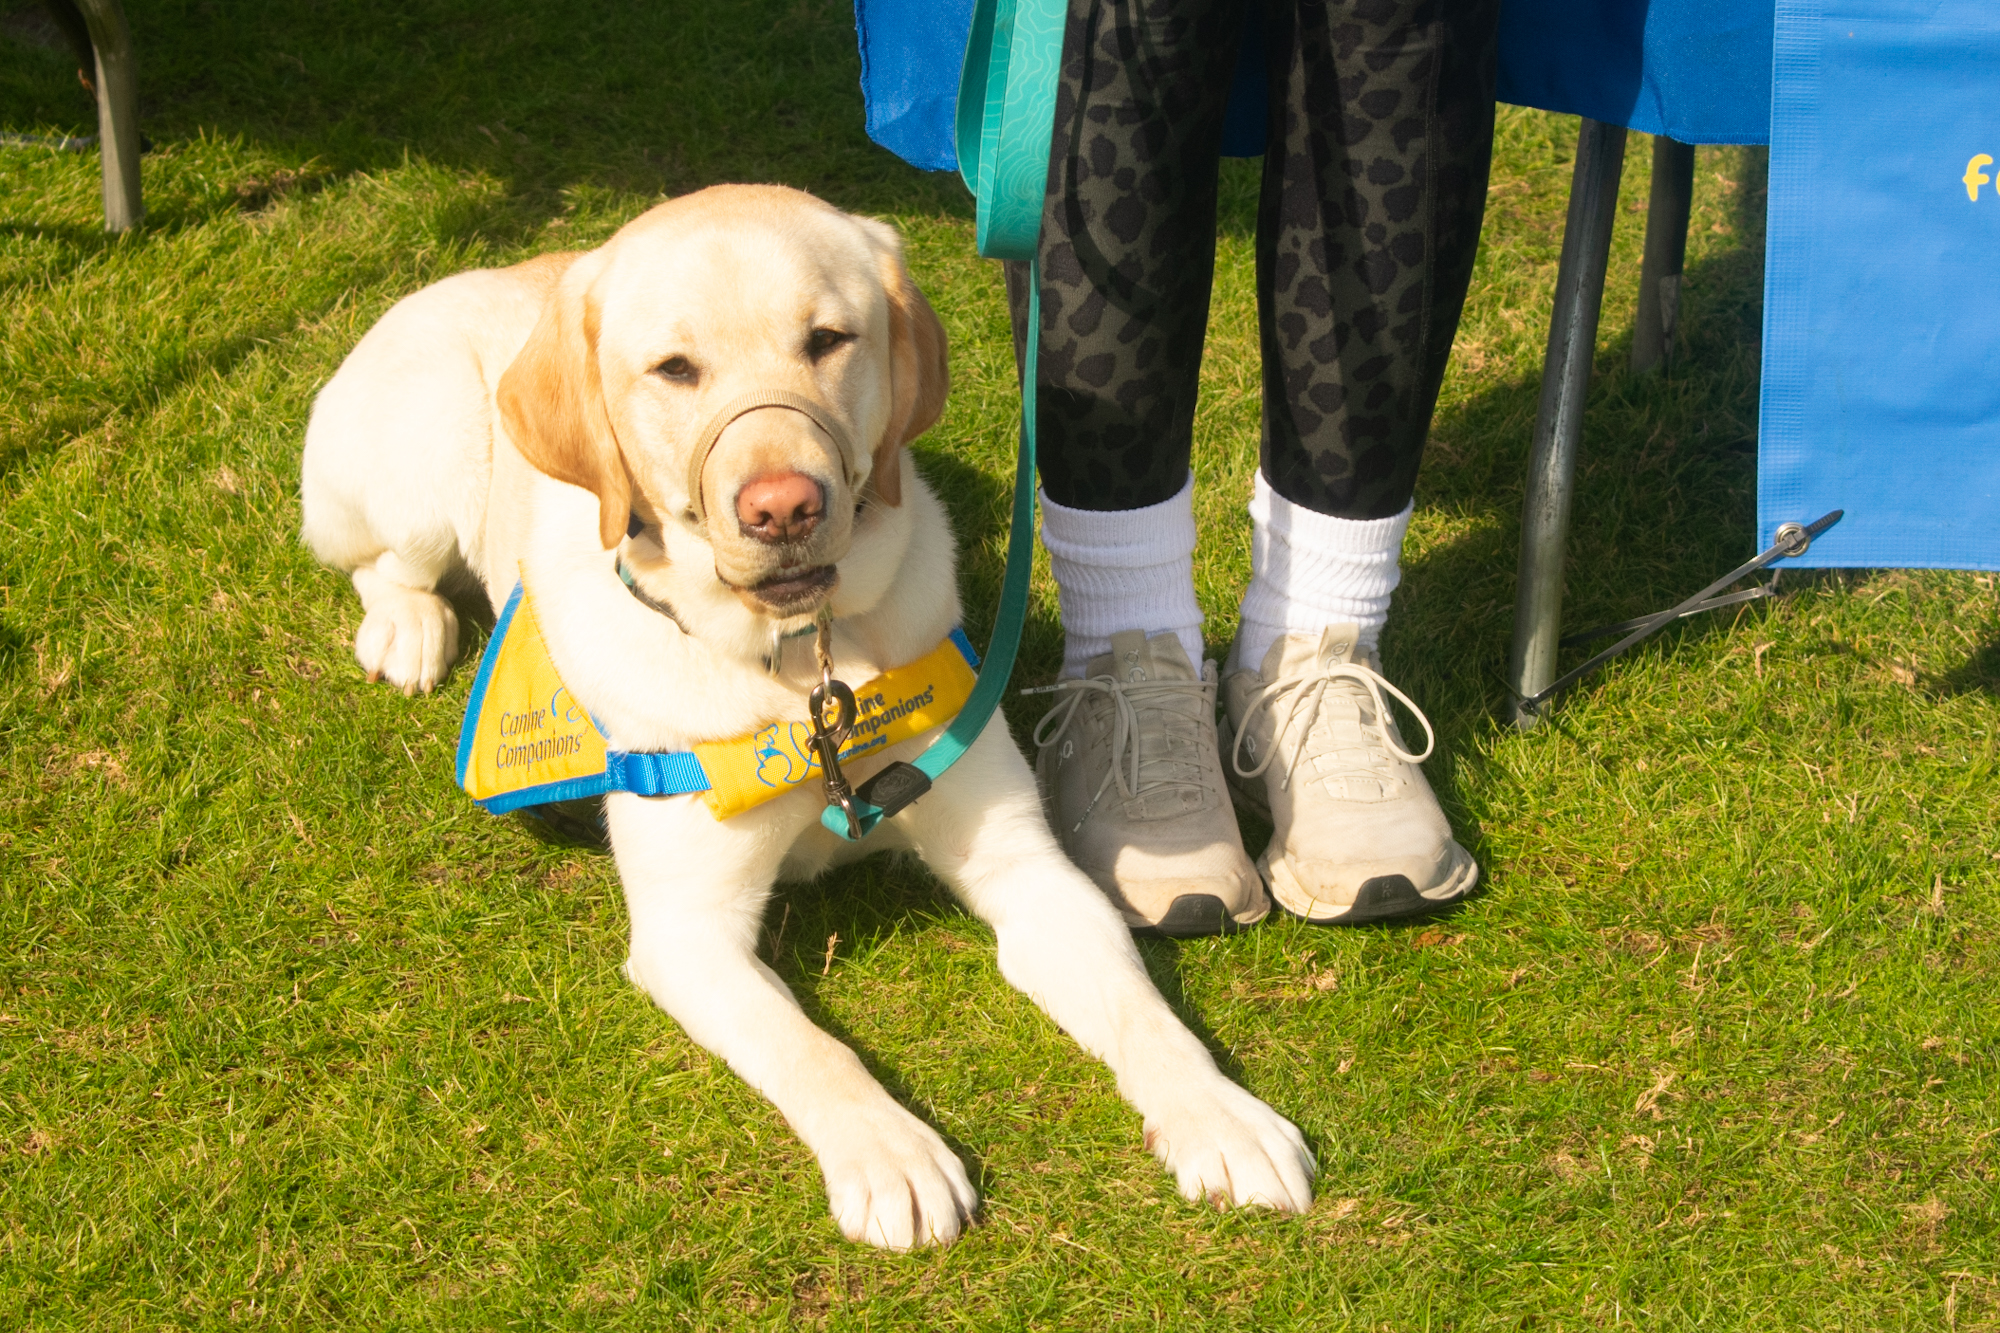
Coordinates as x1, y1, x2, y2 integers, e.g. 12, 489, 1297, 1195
3, 1, 1997, 1328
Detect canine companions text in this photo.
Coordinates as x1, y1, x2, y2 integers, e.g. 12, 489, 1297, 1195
299, 185, 1314, 1248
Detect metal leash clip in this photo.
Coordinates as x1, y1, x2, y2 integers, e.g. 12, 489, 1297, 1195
808, 615, 863, 838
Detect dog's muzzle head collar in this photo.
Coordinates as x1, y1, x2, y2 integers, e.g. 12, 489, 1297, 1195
682, 391, 862, 528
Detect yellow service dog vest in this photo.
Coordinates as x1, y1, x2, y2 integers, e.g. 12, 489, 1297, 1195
456, 582, 979, 818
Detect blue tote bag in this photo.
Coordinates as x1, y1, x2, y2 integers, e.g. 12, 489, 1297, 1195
1760, 0, 2000, 569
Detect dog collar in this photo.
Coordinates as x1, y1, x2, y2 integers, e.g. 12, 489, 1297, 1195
615, 552, 818, 674
455, 579, 979, 823
683, 390, 860, 526
614, 555, 687, 630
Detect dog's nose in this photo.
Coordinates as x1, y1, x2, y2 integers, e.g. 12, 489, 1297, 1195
736, 471, 826, 544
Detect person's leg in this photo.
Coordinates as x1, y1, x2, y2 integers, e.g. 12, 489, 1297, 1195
1232, 0, 1499, 672
1223, 0, 1499, 925
1003, 0, 1243, 676
1005, 0, 1265, 936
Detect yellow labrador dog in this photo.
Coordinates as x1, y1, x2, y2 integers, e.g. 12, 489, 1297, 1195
299, 185, 1313, 1248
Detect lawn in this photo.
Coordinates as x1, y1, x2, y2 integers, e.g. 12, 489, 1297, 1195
2, 1, 1996, 1328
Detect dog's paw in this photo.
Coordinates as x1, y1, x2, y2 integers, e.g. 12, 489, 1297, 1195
816, 1102, 977, 1250
1143, 1079, 1315, 1214
353, 588, 459, 695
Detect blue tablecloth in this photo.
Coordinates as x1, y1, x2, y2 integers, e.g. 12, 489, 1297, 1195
854, 0, 1774, 174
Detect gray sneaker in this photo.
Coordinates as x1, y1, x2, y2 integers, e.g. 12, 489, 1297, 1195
1028, 630, 1269, 937
1220, 626, 1477, 924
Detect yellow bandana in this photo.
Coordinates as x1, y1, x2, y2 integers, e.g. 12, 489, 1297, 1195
456, 581, 978, 820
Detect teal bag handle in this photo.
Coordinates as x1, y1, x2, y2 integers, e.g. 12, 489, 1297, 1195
820, 0, 1059, 839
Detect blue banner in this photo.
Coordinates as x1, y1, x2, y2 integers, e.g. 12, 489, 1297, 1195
1759, 0, 2000, 568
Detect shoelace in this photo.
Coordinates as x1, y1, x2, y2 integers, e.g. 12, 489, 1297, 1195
1023, 672, 1218, 809
1229, 660, 1435, 792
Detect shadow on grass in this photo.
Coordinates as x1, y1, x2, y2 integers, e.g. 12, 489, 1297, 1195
1, 155, 345, 230
1937, 634, 2000, 699
0, 171, 563, 481
0, 217, 160, 308
0, 215, 115, 249
0, 316, 323, 479
761, 854, 995, 1191
0, 612, 26, 675
1391, 157, 1774, 738
2, 0, 972, 221
0, 163, 376, 304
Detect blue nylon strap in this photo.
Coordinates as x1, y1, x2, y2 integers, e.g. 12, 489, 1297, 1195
605, 749, 711, 798
474, 751, 711, 816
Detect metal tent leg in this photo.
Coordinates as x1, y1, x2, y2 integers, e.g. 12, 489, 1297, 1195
74, 0, 142, 232
1631, 136, 1696, 374
1508, 117, 1627, 728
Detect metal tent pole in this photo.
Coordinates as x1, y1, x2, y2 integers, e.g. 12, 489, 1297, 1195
1631, 136, 1696, 374
1508, 117, 1627, 728
74, 0, 142, 232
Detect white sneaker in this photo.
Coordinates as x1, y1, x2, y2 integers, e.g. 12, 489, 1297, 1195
1029, 630, 1268, 936
1221, 626, 1477, 924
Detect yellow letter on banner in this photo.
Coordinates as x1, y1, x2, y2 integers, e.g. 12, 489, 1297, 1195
1964, 154, 1992, 201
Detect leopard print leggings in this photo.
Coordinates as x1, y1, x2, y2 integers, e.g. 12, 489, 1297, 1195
1005, 0, 1499, 519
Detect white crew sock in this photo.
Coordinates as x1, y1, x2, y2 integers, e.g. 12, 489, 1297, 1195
1040, 474, 1204, 678
1229, 470, 1412, 675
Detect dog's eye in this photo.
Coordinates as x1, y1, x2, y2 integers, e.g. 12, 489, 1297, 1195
654, 355, 696, 382
807, 328, 853, 360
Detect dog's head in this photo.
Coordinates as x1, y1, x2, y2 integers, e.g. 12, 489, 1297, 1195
496, 185, 947, 626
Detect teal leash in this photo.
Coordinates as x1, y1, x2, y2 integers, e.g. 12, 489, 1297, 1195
816, 275, 1038, 840
817, 0, 1060, 840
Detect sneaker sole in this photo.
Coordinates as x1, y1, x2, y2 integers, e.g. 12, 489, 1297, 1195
1128, 893, 1266, 939
1264, 842, 1479, 925
1269, 873, 1450, 926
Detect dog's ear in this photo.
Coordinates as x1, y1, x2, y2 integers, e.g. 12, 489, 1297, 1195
870, 238, 949, 509
497, 259, 632, 550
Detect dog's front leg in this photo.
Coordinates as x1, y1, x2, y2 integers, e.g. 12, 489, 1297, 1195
900, 722, 1316, 1213
606, 790, 976, 1250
